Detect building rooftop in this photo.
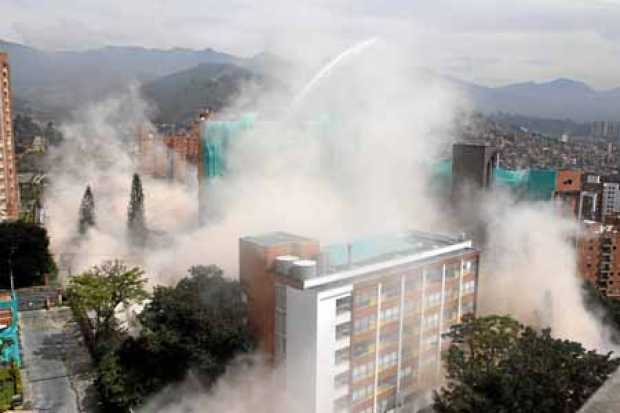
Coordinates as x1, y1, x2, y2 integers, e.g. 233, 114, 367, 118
322, 231, 465, 271
241, 231, 315, 248
266, 230, 474, 290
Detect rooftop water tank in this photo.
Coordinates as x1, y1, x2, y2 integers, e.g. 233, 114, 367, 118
274, 255, 300, 275
290, 260, 317, 279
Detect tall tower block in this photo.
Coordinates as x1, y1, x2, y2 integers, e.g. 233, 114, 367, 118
0, 53, 20, 220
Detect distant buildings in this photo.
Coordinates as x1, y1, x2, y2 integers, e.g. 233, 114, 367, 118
0, 53, 20, 221
240, 230, 479, 413
591, 121, 620, 140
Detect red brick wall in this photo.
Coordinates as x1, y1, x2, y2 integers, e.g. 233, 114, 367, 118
239, 238, 319, 357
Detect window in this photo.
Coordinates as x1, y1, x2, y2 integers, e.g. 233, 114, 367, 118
464, 260, 478, 274
405, 276, 422, 291
352, 340, 374, 357
423, 313, 440, 328
462, 302, 474, 315
445, 263, 460, 279
424, 334, 439, 349
425, 292, 442, 308
404, 299, 421, 314
355, 288, 377, 308
381, 282, 400, 300
334, 371, 349, 389
354, 314, 377, 333
380, 306, 400, 322
426, 266, 443, 283
336, 322, 352, 340
378, 351, 398, 370
352, 361, 374, 381
462, 280, 476, 295
335, 347, 350, 365
351, 383, 373, 402
401, 365, 414, 378
378, 374, 397, 389
377, 395, 396, 412
380, 330, 398, 345
275, 284, 286, 310
336, 296, 352, 315
275, 311, 286, 335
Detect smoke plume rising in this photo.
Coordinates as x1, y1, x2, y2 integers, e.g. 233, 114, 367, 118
42, 36, 618, 412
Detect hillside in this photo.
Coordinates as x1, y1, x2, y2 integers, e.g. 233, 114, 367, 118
3, 39, 620, 124
142, 62, 289, 124
0, 40, 242, 119
457, 78, 620, 123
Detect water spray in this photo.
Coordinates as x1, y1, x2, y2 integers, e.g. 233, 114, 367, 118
290, 38, 379, 109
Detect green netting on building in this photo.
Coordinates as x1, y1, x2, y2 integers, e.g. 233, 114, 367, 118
200, 114, 256, 177
0, 293, 20, 367
432, 160, 557, 201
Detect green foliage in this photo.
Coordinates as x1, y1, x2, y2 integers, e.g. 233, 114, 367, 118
13, 115, 63, 150
43, 121, 63, 146
127, 174, 146, 247
95, 351, 139, 412
78, 185, 96, 236
0, 366, 21, 411
434, 315, 620, 413
93, 265, 254, 410
0, 221, 54, 288
582, 281, 620, 343
67, 260, 148, 346
137, 265, 254, 384
13, 114, 42, 139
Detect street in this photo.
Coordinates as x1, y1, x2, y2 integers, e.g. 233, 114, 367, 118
20, 308, 98, 413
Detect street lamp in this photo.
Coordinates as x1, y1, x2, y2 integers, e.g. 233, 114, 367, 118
7, 245, 15, 295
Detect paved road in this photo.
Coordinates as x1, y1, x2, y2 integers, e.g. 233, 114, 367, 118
20, 308, 98, 413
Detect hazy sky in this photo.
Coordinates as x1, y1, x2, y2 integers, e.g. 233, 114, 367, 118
2, 0, 620, 88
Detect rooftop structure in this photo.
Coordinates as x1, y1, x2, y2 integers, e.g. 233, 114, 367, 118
240, 230, 479, 413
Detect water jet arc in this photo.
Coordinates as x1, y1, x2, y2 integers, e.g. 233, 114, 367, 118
291, 38, 379, 108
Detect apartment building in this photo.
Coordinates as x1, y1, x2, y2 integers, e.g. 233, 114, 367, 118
240, 231, 479, 413
602, 182, 620, 219
577, 220, 620, 298
0, 53, 20, 220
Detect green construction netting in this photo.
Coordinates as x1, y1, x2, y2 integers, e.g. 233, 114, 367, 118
200, 114, 256, 177
432, 160, 557, 201
0, 293, 20, 367
199, 116, 557, 202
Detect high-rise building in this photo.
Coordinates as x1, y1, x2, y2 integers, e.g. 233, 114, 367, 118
602, 182, 620, 218
0, 53, 20, 221
240, 230, 479, 413
451, 143, 498, 196
577, 221, 620, 298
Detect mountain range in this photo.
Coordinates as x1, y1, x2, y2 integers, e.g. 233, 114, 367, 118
1, 39, 618, 125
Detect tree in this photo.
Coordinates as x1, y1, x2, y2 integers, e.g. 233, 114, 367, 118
140, 265, 253, 381
88, 265, 254, 411
78, 185, 96, 235
582, 281, 620, 344
0, 222, 55, 288
67, 260, 148, 348
434, 315, 620, 413
43, 121, 63, 146
127, 174, 146, 246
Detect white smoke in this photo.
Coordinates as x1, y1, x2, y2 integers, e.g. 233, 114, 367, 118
478, 192, 616, 351
46, 41, 461, 284
41, 36, 617, 412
